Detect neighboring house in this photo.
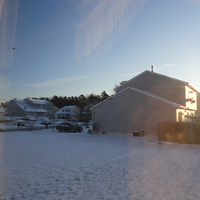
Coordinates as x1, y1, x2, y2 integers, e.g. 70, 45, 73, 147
52, 106, 60, 119
92, 70, 199, 135
80, 104, 92, 121
55, 105, 81, 121
7, 98, 53, 118
80, 102, 99, 121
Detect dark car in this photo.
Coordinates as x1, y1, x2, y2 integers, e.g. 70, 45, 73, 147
56, 122, 83, 132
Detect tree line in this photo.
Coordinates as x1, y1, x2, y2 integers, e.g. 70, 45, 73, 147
0, 91, 110, 110
47, 91, 110, 110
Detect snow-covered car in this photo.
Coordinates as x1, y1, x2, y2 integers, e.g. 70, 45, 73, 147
21, 117, 36, 121
56, 122, 83, 132
16, 119, 25, 127
0, 123, 5, 132
36, 117, 52, 125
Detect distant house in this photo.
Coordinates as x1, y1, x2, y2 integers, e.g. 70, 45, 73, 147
92, 70, 199, 135
55, 105, 81, 121
80, 102, 98, 121
52, 106, 60, 119
7, 98, 53, 118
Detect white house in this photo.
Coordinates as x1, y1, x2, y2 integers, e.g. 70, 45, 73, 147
55, 105, 81, 121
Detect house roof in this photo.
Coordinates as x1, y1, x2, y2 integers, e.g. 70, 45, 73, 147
25, 98, 51, 105
15, 100, 33, 111
94, 87, 194, 111
116, 70, 199, 93
60, 105, 79, 109
14, 100, 47, 113
56, 111, 70, 114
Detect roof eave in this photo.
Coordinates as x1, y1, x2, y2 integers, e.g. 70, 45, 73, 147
185, 83, 199, 93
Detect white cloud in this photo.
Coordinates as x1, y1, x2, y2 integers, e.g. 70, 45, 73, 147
25, 76, 90, 88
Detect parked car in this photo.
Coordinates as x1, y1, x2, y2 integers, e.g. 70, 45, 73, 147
56, 122, 83, 132
16, 119, 25, 127
21, 117, 36, 121
12, 118, 25, 127
0, 123, 5, 132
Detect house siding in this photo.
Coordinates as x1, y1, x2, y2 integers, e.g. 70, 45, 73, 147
93, 89, 176, 135
55, 105, 81, 120
7, 100, 25, 117
185, 85, 197, 111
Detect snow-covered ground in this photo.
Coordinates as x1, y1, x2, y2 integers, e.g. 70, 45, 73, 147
0, 128, 200, 200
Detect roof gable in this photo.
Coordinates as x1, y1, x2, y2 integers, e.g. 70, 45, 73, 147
14, 100, 47, 112
61, 105, 79, 109
94, 87, 193, 110
116, 70, 198, 93
14, 100, 36, 112
127, 87, 188, 109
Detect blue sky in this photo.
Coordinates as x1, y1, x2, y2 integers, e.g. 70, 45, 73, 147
0, 0, 200, 102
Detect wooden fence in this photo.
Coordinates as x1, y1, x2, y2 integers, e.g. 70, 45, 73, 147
157, 121, 200, 144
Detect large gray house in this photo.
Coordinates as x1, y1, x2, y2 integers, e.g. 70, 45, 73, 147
7, 98, 53, 118
92, 70, 199, 135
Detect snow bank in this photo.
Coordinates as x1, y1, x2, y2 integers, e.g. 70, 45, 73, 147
0, 129, 200, 199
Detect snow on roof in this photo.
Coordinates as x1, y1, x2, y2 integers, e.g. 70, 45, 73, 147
56, 111, 70, 114
35, 109, 47, 113
60, 105, 79, 109
27, 99, 49, 105
14, 100, 47, 112
14, 100, 36, 112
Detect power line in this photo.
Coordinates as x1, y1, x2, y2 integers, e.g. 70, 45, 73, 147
0, 93, 16, 99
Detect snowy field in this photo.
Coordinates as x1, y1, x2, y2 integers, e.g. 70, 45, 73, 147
0, 129, 200, 200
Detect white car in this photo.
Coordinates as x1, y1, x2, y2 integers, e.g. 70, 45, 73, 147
21, 117, 36, 121
36, 117, 52, 125
0, 123, 5, 132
